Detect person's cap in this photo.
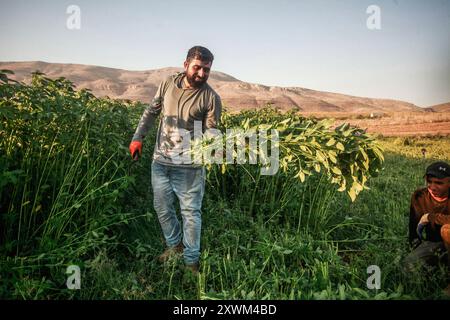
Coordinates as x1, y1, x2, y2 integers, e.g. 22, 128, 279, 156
425, 161, 450, 179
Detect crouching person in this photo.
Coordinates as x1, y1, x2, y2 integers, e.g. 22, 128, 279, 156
404, 161, 450, 295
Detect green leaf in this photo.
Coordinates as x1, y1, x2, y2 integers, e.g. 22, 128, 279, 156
343, 129, 352, 137
315, 151, 325, 162
295, 171, 306, 182
336, 142, 345, 151
332, 167, 342, 175
329, 153, 337, 164
326, 138, 336, 147
284, 133, 293, 142
279, 118, 291, 126
352, 181, 364, 192
300, 145, 309, 153
348, 188, 357, 202
360, 149, 368, 161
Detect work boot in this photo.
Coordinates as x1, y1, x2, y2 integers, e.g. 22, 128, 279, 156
184, 262, 200, 274
443, 284, 450, 297
157, 242, 184, 263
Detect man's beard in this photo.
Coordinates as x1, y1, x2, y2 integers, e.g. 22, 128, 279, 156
185, 72, 207, 88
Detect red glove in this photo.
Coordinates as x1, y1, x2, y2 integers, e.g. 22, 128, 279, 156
129, 140, 142, 160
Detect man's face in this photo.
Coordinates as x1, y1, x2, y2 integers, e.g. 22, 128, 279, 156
426, 176, 450, 198
184, 58, 212, 88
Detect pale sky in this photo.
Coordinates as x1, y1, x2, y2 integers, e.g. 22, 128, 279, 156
0, 0, 449, 107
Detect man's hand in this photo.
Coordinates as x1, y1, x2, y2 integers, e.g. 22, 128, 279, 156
419, 213, 429, 225
129, 140, 142, 160
416, 213, 430, 240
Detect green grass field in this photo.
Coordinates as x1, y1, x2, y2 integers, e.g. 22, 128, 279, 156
1, 72, 449, 300
67, 137, 450, 300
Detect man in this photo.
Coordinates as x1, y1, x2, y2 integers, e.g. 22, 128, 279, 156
129, 46, 222, 273
404, 161, 450, 295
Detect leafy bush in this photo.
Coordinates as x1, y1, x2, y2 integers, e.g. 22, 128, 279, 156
0, 70, 145, 297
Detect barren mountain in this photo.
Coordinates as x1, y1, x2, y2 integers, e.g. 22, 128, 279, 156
429, 102, 450, 112
0, 61, 426, 113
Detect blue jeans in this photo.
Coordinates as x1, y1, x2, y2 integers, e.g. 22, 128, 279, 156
151, 161, 205, 265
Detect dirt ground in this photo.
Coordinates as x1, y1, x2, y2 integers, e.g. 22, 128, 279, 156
303, 112, 450, 137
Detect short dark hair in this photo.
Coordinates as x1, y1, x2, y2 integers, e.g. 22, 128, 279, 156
186, 46, 214, 63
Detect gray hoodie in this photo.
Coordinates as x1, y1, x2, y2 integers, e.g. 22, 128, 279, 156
132, 72, 222, 167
